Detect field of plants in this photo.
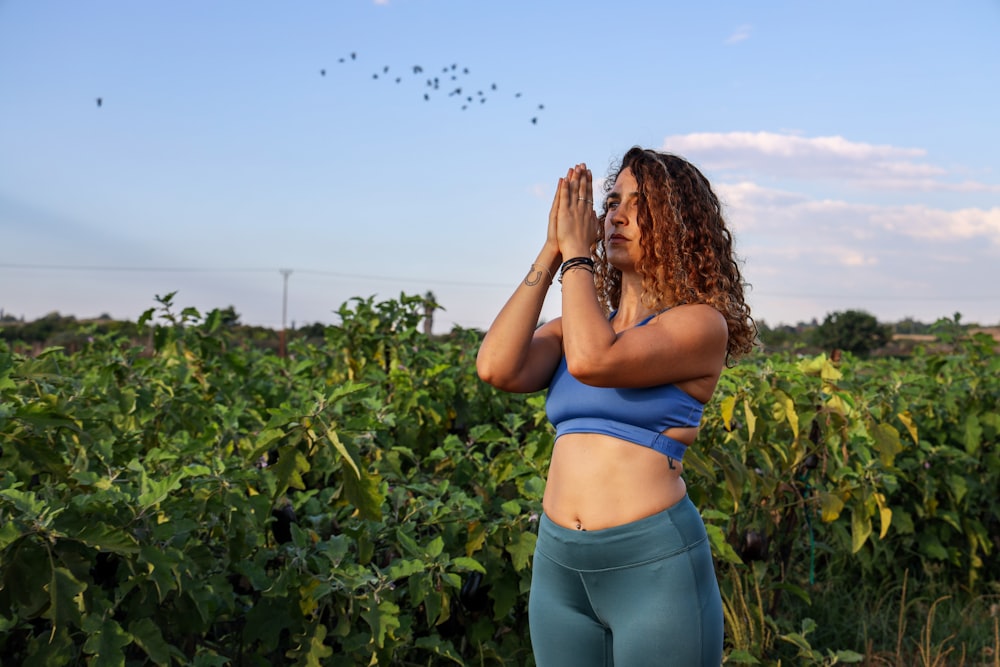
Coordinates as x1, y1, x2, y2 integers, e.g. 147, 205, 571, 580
1, 293, 998, 666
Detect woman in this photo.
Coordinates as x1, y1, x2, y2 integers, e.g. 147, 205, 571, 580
476, 147, 755, 666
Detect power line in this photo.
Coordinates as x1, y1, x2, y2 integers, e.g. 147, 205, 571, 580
752, 291, 1000, 302
0, 263, 273, 273
4, 263, 999, 302
0, 263, 510, 288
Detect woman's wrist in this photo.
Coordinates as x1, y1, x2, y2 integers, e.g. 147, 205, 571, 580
535, 245, 561, 272
558, 256, 595, 283
558, 243, 591, 260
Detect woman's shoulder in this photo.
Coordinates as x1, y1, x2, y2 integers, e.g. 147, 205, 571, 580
654, 303, 726, 328
649, 304, 728, 353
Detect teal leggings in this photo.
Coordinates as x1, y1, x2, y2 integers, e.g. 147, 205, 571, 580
528, 496, 723, 666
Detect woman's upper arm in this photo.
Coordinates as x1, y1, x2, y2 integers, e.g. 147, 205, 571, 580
479, 318, 564, 394
565, 305, 728, 389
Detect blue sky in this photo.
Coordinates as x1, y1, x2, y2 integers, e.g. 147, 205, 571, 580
2, 0, 998, 331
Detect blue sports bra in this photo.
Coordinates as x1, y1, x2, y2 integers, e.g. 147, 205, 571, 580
544, 312, 705, 461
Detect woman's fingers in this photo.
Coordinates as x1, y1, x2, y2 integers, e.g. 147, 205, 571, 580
554, 164, 598, 255
567, 164, 594, 208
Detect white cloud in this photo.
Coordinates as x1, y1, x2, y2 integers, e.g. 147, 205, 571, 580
726, 25, 752, 44
872, 205, 1000, 243
720, 178, 1000, 247
662, 131, 1000, 193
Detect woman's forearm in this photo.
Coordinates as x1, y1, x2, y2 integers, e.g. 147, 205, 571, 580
476, 247, 562, 392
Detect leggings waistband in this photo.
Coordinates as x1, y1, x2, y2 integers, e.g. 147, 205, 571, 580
535, 495, 709, 571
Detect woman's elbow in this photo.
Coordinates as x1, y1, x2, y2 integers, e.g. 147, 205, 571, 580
476, 354, 511, 390
564, 357, 608, 387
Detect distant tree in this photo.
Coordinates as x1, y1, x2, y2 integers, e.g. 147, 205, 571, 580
423, 291, 437, 336
756, 320, 800, 351
893, 317, 932, 335
219, 306, 241, 327
295, 322, 328, 340
812, 309, 890, 357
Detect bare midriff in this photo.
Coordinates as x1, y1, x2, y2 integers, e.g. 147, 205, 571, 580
542, 429, 697, 531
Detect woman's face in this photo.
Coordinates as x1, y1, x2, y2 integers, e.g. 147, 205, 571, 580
604, 166, 643, 271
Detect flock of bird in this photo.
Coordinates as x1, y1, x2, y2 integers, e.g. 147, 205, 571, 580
95, 50, 547, 125
318, 51, 547, 125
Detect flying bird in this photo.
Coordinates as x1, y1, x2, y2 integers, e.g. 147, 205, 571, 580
96, 97, 102, 107
321, 51, 545, 125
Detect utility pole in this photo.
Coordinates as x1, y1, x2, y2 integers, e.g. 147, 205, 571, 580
279, 269, 292, 358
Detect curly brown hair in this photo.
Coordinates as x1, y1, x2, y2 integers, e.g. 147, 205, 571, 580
593, 146, 757, 361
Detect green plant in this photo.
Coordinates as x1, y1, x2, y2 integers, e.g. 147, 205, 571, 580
1, 294, 996, 665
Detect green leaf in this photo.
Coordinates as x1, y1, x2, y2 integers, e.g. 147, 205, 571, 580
771, 389, 799, 440
414, 635, 465, 664
725, 649, 761, 664
947, 474, 969, 504
871, 422, 903, 466
395, 527, 422, 558
425, 535, 445, 559
325, 427, 361, 479
70, 523, 140, 554
0, 488, 46, 517
0, 520, 21, 550
138, 468, 188, 511
918, 532, 948, 560
43, 567, 86, 630
386, 558, 426, 580
128, 617, 179, 666
851, 506, 872, 553
285, 623, 334, 666
139, 545, 183, 602
834, 649, 865, 662
82, 617, 132, 667
450, 556, 486, 574
269, 445, 311, 498
505, 530, 536, 572
23, 626, 76, 667
818, 492, 845, 523
500, 499, 521, 516
341, 464, 383, 522
361, 600, 401, 649
3, 540, 51, 617
325, 380, 371, 405
705, 524, 742, 565
244, 598, 295, 652
964, 413, 983, 454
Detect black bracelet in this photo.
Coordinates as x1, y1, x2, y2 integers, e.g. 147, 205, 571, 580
560, 257, 594, 273
558, 256, 595, 283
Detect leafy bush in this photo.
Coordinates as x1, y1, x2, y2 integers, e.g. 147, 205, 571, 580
1, 294, 996, 665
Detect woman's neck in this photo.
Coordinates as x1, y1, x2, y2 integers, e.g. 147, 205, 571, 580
613, 275, 656, 329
